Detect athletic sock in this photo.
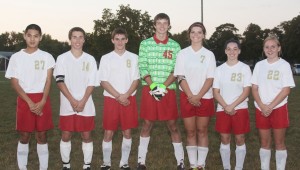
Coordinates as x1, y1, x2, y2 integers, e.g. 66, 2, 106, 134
186, 146, 197, 168
220, 143, 231, 170
137, 136, 150, 165
17, 141, 29, 170
37, 143, 49, 170
60, 140, 71, 168
259, 148, 271, 170
197, 146, 208, 167
173, 142, 184, 165
275, 150, 287, 170
235, 144, 246, 170
120, 137, 132, 167
102, 140, 112, 166
82, 142, 93, 169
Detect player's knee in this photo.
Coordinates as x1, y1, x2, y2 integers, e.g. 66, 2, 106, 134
19, 132, 31, 144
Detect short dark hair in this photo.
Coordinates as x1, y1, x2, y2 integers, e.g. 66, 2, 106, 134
224, 38, 241, 50
68, 27, 86, 40
25, 24, 42, 35
111, 27, 128, 39
154, 13, 170, 26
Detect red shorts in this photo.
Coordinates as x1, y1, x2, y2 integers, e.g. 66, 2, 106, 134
180, 92, 215, 118
103, 96, 138, 130
16, 93, 53, 132
140, 86, 178, 121
256, 104, 289, 129
215, 109, 250, 134
59, 115, 95, 132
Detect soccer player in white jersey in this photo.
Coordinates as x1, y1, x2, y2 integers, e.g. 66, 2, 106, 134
5, 24, 55, 170
98, 28, 139, 170
213, 39, 251, 170
174, 22, 216, 170
54, 27, 97, 170
251, 35, 295, 170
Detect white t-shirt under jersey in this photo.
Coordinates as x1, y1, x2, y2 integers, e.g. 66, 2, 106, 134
54, 51, 97, 116
174, 46, 216, 99
251, 58, 295, 110
213, 61, 252, 111
5, 49, 55, 93
98, 50, 140, 98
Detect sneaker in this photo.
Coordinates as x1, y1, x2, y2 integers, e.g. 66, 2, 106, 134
136, 163, 146, 170
177, 162, 185, 170
62, 167, 71, 170
120, 164, 131, 170
83, 167, 91, 170
100, 165, 111, 170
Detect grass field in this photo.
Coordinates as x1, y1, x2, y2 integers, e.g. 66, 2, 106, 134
0, 71, 299, 170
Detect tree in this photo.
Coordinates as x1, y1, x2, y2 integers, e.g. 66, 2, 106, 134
90, 4, 153, 61
39, 34, 69, 58
172, 30, 189, 49
278, 15, 300, 63
208, 23, 241, 61
241, 23, 264, 65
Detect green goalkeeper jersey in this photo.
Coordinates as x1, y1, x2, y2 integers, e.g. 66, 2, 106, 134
138, 36, 181, 90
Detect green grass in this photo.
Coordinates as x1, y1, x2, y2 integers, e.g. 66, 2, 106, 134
0, 71, 299, 170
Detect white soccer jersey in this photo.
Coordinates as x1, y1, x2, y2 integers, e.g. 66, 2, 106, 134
98, 51, 140, 98
5, 49, 55, 93
213, 61, 252, 111
174, 46, 216, 99
251, 58, 295, 110
54, 51, 97, 116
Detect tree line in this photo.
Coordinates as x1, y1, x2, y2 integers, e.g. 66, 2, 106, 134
1, 5, 299, 65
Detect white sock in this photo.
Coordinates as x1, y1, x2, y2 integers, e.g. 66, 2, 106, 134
17, 142, 29, 170
82, 142, 93, 169
197, 146, 208, 167
120, 138, 132, 167
186, 146, 197, 168
235, 144, 246, 170
276, 150, 287, 170
173, 142, 184, 165
60, 140, 71, 168
102, 140, 112, 166
37, 143, 49, 170
137, 136, 150, 164
220, 143, 231, 170
260, 148, 271, 170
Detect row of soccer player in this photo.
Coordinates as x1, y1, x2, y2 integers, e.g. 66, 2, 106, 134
5, 12, 295, 170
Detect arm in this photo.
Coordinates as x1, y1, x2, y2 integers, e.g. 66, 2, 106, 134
268, 87, 290, 110
189, 78, 213, 106
11, 78, 37, 114
252, 84, 272, 117
118, 79, 139, 106
56, 82, 79, 112
101, 81, 129, 106
213, 88, 228, 110
76, 86, 94, 112
225, 87, 250, 115
34, 68, 53, 115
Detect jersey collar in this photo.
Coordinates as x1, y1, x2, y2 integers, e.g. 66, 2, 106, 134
153, 34, 168, 44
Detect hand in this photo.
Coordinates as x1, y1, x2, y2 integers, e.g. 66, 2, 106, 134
224, 104, 236, 115
149, 83, 167, 101
69, 98, 79, 112
187, 95, 201, 106
261, 104, 273, 117
33, 99, 46, 116
76, 99, 87, 112
116, 94, 130, 106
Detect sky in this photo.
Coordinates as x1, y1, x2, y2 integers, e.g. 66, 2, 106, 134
0, 0, 299, 42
